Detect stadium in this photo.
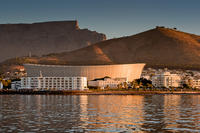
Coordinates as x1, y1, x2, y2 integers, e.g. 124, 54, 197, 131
24, 63, 145, 81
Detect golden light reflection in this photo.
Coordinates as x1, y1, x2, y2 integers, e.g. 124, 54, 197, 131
164, 95, 181, 130
82, 95, 144, 130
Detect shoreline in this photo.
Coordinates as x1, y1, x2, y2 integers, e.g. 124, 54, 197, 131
1, 90, 200, 95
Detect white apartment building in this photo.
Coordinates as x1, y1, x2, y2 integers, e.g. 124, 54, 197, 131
11, 81, 21, 90
191, 79, 200, 89
0, 81, 3, 89
88, 77, 127, 89
21, 77, 88, 90
152, 72, 181, 88
184, 78, 200, 89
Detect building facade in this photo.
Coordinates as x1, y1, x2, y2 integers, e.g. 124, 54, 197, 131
24, 63, 145, 81
191, 79, 200, 89
184, 78, 200, 89
88, 77, 127, 89
152, 72, 181, 88
21, 77, 87, 90
11, 81, 21, 90
0, 82, 3, 89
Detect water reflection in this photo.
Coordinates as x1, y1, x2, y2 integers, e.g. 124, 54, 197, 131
141, 95, 166, 132
163, 95, 200, 132
0, 95, 200, 132
84, 95, 144, 132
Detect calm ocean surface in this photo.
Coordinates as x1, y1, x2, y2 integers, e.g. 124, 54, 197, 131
0, 95, 200, 133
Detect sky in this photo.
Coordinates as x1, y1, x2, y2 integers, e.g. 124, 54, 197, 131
0, 0, 200, 39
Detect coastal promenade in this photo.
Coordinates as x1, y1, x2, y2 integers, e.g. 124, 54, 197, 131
1, 89, 200, 95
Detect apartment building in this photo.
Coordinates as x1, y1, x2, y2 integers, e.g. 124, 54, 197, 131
11, 81, 21, 90
0, 81, 3, 89
184, 78, 200, 89
152, 72, 181, 88
88, 77, 127, 89
21, 77, 87, 90
191, 79, 200, 89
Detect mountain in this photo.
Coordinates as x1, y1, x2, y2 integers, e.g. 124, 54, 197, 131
0, 20, 106, 62
1, 26, 200, 77
32, 26, 200, 69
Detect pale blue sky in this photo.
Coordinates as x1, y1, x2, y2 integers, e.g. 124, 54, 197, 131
0, 0, 200, 39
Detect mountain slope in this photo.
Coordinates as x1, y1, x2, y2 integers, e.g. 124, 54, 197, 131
0, 20, 106, 62
2, 26, 200, 76
32, 27, 200, 69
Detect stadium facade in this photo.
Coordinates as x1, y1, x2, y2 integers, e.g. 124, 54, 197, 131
24, 63, 145, 81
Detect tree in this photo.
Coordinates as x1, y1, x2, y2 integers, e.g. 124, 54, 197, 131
117, 83, 124, 89
2, 79, 11, 89
146, 83, 153, 89
182, 83, 192, 89
130, 80, 140, 89
131, 78, 153, 90
105, 85, 110, 90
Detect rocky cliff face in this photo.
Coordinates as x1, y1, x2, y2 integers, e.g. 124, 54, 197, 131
0, 20, 106, 62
